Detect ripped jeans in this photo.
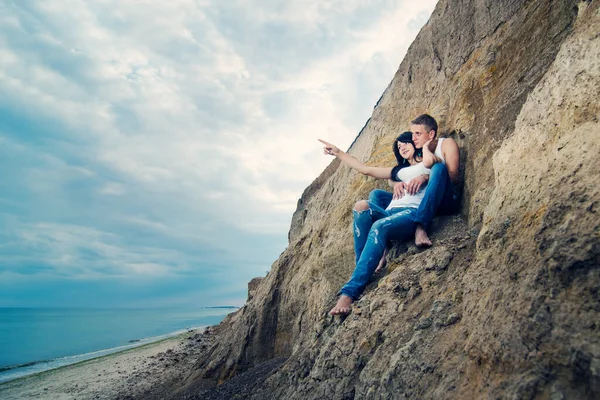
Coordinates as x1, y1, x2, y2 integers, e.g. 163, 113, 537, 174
340, 203, 417, 301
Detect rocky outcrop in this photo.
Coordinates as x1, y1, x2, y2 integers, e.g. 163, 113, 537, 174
181, 1, 600, 398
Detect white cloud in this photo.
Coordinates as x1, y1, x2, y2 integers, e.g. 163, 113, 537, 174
0, 221, 189, 279
0, 0, 437, 304
99, 182, 125, 196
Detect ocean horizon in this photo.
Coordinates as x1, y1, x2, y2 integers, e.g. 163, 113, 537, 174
0, 306, 237, 384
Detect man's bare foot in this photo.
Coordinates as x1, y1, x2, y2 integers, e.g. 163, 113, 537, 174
329, 295, 353, 315
415, 225, 432, 247
375, 247, 389, 273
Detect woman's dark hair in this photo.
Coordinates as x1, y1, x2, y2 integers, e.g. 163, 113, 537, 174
392, 131, 417, 165
391, 132, 420, 181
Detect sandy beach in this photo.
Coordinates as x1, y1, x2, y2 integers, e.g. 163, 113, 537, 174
0, 328, 215, 400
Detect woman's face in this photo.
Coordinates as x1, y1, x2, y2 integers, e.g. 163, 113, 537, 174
397, 141, 415, 160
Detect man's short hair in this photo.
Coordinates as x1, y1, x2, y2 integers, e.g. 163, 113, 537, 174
411, 114, 438, 136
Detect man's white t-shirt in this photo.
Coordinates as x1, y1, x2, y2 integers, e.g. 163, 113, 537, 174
434, 138, 446, 163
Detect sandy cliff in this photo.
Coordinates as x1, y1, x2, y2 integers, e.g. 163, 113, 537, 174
182, 0, 600, 398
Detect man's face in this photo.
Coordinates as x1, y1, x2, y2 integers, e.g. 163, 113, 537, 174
411, 124, 435, 149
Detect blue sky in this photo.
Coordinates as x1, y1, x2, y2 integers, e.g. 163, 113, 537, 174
0, 0, 436, 308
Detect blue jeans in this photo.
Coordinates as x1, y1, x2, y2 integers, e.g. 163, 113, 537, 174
341, 204, 417, 300
368, 163, 456, 228
368, 189, 393, 210
414, 163, 456, 227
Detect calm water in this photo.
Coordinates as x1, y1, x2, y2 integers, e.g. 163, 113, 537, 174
0, 307, 235, 383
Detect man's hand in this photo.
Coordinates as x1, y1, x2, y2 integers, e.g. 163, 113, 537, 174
318, 139, 340, 156
421, 139, 439, 168
423, 139, 436, 155
406, 174, 429, 195
392, 182, 405, 200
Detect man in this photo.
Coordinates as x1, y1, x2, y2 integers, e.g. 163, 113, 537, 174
368, 114, 460, 271
399, 114, 460, 246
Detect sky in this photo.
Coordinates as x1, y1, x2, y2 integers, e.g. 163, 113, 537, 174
0, 0, 437, 308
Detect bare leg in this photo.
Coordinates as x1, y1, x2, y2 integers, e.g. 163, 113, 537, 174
374, 246, 389, 273
329, 295, 353, 315
415, 224, 432, 247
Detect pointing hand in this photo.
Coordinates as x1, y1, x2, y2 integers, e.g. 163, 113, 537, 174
318, 139, 340, 156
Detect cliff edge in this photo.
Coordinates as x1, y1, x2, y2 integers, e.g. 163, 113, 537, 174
181, 1, 600, 398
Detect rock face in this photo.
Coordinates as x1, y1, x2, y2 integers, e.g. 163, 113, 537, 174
182, 1, 600, 399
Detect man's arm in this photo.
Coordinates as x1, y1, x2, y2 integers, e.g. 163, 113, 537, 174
319, 139, 393, 179
422, 139, 442, 167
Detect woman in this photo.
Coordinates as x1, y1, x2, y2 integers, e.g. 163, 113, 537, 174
368, 130, 425, 211
319, 133, 432, 315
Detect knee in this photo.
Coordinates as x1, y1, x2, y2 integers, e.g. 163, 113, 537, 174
369, 189, 386, 196
431, 162, 448, 175
353, 200, 370, 212
368, 189, 384, 202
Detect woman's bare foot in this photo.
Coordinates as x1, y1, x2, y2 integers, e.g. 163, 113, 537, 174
329, 295, 353, 315
374, 247, 389, 273
415, 225, 432, 247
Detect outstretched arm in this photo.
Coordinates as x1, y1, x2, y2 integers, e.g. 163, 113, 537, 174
319, 139, 393, 179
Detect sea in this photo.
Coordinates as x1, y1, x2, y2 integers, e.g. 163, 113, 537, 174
0, 306, 236, 384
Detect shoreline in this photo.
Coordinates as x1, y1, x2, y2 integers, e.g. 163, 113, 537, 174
0, 326, 204, 385
0, 327, 216, 400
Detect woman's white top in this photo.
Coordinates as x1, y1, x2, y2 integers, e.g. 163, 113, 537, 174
386, 162, 431, 210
